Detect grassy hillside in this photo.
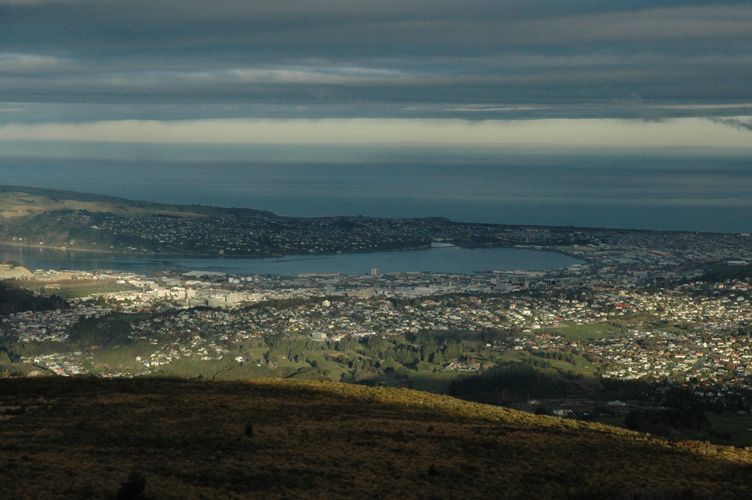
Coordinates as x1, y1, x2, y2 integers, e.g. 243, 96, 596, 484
0, 377, 750, 499
0, 185, 273, 219
0, 185, 436, 256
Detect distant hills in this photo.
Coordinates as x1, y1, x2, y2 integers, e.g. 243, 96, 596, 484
7, 184, 736, 262
0, 184, 275, 219
0, 184, 529, 258
0, 377, 750, 499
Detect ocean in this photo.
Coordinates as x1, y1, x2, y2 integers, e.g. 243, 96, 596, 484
1, 148, 751, 233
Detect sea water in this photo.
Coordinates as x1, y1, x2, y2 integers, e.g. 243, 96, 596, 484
1, 151, 750, 234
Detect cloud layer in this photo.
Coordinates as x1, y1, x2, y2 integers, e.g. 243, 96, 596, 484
1, 117, 750, 150
1, 0, 751, 123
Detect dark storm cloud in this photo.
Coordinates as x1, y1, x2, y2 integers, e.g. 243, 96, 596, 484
711, 118, 752, 132
1, 0, 751, 119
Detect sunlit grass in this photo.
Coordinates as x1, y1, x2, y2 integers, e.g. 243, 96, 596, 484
542, 321, 623, 340
1, 377, 751, 499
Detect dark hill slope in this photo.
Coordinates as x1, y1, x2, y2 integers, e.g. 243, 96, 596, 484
0, 377, 750, 499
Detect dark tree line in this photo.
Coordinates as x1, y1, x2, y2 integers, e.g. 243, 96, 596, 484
625, 388, 710, 436
0, 282, 67, 317
448, 363, 575, 404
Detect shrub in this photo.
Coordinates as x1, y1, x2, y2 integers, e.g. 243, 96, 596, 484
116, 470, 146, 500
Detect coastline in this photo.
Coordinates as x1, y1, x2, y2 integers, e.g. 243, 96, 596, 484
0, 240, 435, 260
0, 244, 581, 276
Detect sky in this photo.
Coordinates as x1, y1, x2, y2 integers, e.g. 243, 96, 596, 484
1, 0, 752, 235
1, 0, 751, 153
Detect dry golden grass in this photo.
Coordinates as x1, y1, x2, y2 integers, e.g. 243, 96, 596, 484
0, 191, 211, 219
0, 377, 750, 499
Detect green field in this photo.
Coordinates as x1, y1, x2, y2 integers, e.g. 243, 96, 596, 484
494, 349, 599, 377
7, 281, 130, 299
56, 286, 127, 299
542, 321, 623, 340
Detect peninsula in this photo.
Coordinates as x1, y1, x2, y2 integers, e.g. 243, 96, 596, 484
0, 184, 684, 259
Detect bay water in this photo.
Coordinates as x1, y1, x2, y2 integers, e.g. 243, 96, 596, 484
0, 245, 581, 276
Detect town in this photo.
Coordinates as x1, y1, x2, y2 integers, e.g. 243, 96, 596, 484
2, 225, 752, 443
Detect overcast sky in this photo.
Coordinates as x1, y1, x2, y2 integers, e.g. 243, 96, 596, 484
1, 0, 751, 150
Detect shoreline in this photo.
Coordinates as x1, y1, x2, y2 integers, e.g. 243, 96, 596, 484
0, 243, 580, 275
2, 240, 561, 261
0, 240, 436, 260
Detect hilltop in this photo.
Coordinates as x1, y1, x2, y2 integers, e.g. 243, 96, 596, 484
0, 184, 276, 219
0, 377, 750, 499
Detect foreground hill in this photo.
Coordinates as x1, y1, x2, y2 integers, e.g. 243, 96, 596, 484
0, 378, 750, 499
